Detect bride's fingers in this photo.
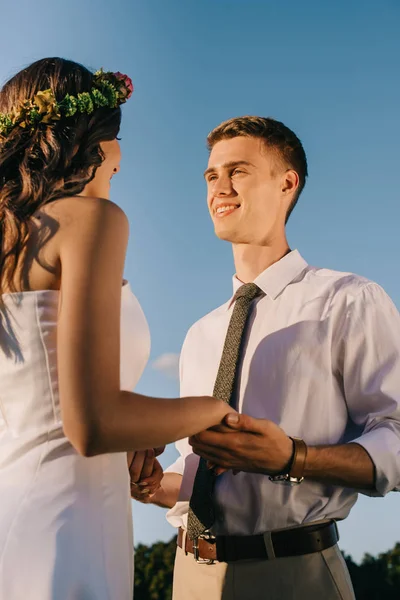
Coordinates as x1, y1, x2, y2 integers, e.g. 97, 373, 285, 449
129, 450, 147, 483
132, 465, 163, 500
131, 485, 151, 501
153, 446, 165, 457
138, 460, 163, 491
152, 459, 163, 476
131, 470, 160, 499
138, 482, 158, 495
127, 451, 135, 468
139, 449, 155, 481
131, 490, 153, 504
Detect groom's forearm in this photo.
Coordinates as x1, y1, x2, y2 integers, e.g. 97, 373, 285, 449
304, 442, 375, 489
149, 473, 182, 508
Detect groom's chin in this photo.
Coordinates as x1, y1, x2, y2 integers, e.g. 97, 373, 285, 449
213, 225, 240, 243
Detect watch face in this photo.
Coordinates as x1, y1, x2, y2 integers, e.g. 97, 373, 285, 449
269, 474, 304, 486
288, 476, 304, 485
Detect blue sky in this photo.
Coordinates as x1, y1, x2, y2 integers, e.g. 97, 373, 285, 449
1, 0, 399, 562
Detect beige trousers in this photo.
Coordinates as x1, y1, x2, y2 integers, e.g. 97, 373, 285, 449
172, 536, 355, 600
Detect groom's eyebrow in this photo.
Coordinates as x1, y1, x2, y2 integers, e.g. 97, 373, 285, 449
203, 160, 254, 179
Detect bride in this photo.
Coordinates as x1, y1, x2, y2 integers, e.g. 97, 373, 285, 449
0, 57, 232, 600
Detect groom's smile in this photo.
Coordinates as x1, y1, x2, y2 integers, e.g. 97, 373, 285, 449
214, 202, 241, 218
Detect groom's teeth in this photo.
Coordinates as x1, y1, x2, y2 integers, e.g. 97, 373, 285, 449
216, 205, 238, 214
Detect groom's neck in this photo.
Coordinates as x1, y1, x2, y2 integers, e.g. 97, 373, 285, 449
232, 239, 290, 283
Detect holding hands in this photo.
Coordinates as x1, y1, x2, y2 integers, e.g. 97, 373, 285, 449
189, 413, 294, 476
128, 412, 294, 503
128, 447, 164, 503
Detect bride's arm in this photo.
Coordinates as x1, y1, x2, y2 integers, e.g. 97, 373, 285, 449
55, 197, 231, 456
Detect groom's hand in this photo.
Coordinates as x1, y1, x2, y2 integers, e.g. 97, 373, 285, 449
189, 413, 293, 476
128, 450, 164, 502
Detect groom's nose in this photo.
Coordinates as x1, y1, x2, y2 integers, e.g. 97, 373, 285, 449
213, 173, 234, 197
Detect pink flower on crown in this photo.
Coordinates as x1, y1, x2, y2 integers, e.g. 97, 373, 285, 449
113, 72, 134, 101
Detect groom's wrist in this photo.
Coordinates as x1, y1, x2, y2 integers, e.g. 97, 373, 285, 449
149, 472, 182, 508
258, 436, 296, 476
273, 437, 296, 475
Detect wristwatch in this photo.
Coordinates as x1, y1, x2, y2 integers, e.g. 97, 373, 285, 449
269, 437, 308, 485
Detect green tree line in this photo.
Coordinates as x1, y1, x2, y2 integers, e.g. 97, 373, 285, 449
134, 537, 400, 600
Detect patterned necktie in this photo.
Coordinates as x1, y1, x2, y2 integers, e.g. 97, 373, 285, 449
187, 282, 262, 540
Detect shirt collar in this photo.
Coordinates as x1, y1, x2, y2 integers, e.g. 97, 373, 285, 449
228, 249, 308, 308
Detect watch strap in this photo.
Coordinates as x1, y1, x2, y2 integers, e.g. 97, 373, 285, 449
289, 437, 308, 479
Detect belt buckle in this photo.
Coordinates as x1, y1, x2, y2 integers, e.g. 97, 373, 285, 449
193, 531, 216, 565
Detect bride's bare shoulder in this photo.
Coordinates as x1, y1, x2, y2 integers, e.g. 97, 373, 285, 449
37, 196, 128, 236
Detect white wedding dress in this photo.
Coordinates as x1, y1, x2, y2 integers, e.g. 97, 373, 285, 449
0, 283, 150, 600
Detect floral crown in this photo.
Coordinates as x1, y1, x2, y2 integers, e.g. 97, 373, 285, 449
0, 69, 133, 140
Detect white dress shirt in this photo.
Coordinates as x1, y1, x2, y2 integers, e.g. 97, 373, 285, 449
166, 250, 400, 535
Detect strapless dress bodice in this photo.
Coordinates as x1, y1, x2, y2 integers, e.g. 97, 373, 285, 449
0, 282, 150, 600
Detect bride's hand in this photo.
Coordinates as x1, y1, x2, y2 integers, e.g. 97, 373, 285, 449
128, 446, 165, 460
212, 397, 238, 423
192, 406, 238, 474
127, 449, 155, 483
183, 396, 237, 438
128, 450, 163, 502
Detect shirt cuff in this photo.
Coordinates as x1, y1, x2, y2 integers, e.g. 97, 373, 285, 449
352, 424, 400, 496
164, 455, 185, 476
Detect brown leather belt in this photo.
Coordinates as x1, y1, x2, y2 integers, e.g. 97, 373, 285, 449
177, 521, 339, 563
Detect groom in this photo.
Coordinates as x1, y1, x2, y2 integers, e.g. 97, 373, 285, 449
133, 116, 400, 599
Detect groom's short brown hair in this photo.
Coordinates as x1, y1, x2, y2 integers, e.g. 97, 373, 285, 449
207, 116, 308, 221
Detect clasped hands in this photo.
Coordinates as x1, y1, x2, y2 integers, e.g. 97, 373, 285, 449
129, 414, 294, 502
128, 446, 164, 503
189, 413, 294, 476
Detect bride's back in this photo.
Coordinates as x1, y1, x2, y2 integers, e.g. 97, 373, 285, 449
0, 57, 144, 600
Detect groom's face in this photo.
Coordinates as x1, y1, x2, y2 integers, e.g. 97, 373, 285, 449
205, 136, 292, 245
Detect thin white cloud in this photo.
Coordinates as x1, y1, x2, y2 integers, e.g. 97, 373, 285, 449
152, 353, 180, 380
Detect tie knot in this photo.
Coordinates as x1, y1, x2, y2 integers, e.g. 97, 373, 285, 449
234, 282, 262, 302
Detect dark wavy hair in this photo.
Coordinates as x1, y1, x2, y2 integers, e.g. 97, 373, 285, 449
0, 57, 121, 291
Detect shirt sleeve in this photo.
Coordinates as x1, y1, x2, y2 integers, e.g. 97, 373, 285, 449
340, 283, 400, 496
164, 455, 185, 476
